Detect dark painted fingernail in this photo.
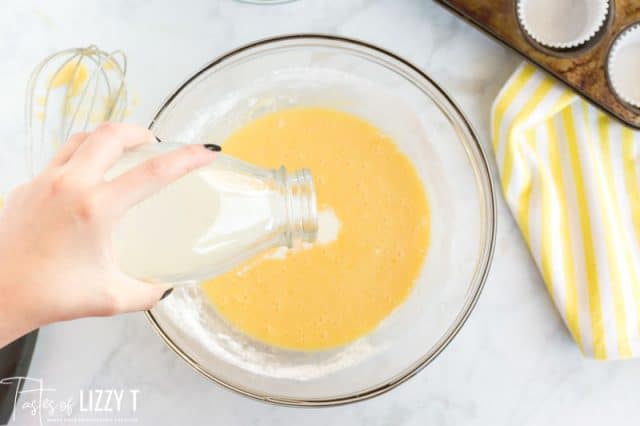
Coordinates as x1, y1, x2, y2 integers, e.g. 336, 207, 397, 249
204, 144, 222, 152
160, 288, 173, 300
155, 136, 164, 143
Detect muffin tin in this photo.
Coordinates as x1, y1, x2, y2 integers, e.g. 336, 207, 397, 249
435, 0, 640, 129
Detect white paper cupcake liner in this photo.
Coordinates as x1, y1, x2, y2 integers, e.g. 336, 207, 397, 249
517, 0, 609, 50
608, 24, 640, 109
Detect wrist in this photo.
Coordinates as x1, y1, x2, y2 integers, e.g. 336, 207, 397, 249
0, 262, 45, 347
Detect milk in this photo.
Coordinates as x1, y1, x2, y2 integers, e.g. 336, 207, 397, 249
108, 143, 317, 285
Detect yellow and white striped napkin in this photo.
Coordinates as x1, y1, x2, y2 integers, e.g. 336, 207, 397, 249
492, 62, 640, 360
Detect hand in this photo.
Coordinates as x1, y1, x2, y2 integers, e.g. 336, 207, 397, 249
0, 123, 217, 346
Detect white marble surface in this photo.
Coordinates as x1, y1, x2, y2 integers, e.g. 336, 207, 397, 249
1, 0, 639, 424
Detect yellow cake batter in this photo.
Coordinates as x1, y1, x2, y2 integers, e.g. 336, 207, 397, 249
201, 107, 429, 351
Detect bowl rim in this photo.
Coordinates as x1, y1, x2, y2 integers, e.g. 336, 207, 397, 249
144, 33, 497, 407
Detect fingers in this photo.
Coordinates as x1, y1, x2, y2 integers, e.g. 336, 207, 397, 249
47, 131, 90, 168
102, 144, 216, 215
107, 278, 172, 314
65, 122, 154, 180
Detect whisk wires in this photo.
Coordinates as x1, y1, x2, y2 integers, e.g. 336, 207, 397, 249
25, 45, 128, 176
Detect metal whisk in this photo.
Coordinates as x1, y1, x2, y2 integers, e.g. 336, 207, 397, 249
25, 45, 128, 175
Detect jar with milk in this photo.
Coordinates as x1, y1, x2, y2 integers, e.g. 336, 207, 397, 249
107, 143, 318, 285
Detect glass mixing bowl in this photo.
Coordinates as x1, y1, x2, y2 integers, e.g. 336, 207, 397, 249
146, 34, 496, 406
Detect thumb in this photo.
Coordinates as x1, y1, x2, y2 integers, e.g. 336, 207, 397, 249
112, 278, 173, 313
